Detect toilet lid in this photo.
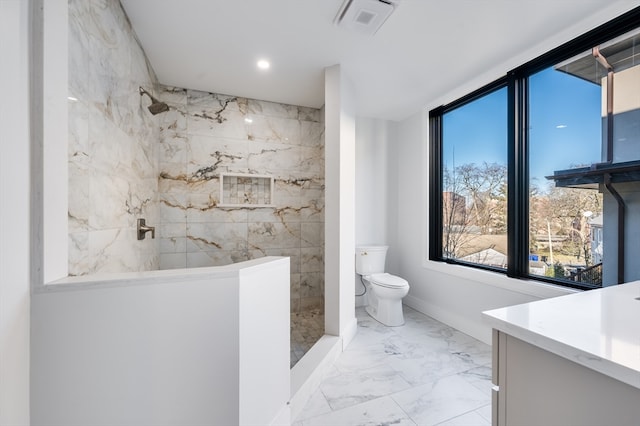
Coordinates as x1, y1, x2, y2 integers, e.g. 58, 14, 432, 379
369, 273, 409, 289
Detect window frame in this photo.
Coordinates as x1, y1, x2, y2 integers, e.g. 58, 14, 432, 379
429, 5, 640, 290
429, 78, 510, 276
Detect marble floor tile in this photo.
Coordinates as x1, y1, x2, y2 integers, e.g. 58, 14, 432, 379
294, 306, 494, 425
320, 364, 413, 411
332, 345, 397, 373
294, 389, 332, 422
386, 344, 482, 386
446, 330, 493, 366
299, 396, 417, 426
436, 408, 491, 426
475, 403, 492, 423
391, 375, 490, 426
459, 365, 493, 394
347, 312, 398, 349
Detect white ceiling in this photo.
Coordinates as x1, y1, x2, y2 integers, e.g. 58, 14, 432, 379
120, 0, 638, 121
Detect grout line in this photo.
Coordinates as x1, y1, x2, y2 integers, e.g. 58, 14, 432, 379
387, 394, 419, 426
431, 404, 492, 426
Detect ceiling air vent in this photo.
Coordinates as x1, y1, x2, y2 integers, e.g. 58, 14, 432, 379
335, 0, 397, 36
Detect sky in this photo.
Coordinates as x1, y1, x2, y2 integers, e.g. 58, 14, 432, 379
443, 66, 603, 191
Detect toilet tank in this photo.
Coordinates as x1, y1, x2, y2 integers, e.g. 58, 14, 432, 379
355, 245, 388, 275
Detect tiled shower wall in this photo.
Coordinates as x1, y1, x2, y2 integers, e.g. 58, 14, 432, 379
67, 0, 325, 312
156, 86, 325, 312
67, 0, 160, 275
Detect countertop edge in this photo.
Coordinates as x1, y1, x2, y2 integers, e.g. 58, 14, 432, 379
482, 309, 640, 390
34, 256, 288, 294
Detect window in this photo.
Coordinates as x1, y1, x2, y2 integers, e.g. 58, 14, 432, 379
430, 7, 640, 289
528, 66, 603, 285
440, 87, 508, 269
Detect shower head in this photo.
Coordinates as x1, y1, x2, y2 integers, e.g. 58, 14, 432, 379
139, 86, 170, 115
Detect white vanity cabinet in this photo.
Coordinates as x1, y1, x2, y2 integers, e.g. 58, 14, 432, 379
484, 280, 640, 426
491, 330, 640, 426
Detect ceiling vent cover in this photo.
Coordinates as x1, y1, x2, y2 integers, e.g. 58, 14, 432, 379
335, 0, 397, 36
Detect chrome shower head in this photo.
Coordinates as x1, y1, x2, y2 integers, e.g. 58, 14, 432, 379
139, 86, 170, 115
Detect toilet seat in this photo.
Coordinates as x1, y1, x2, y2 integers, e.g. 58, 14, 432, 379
369, 273, 409, 289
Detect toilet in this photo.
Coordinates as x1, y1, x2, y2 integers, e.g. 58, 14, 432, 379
355, 245, 409, 326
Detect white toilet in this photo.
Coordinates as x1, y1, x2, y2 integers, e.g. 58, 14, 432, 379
355, 245, 409, 326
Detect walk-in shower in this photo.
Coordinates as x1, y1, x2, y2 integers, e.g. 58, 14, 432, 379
68, 1, 325, 369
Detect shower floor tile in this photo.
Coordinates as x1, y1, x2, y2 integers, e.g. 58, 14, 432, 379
291, 308, 325, 368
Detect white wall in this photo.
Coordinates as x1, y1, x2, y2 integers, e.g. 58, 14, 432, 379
355, 117, 390, 246
354, 117, 391, 303
324, 65, 357, 346
32, 258, 290, 426
389, 2, 640, 344
0, 1, 31, 424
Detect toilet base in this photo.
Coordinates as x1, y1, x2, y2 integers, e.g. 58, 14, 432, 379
365, 301, 405, 327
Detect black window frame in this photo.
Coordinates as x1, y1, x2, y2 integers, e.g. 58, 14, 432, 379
429, 5, 640, 290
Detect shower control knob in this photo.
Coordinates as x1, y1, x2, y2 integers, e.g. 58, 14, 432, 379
137, 218, 155, 240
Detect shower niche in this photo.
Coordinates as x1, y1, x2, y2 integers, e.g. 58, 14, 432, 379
219, 173, 275, 208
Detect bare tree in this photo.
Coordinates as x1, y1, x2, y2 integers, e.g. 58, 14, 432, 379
536, 184, 602, 267
442, 166, 473, 258
442, 162, 507, 259
456, 162, 507, 232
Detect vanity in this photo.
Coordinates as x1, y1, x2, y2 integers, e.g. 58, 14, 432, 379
483, 280, 640, 426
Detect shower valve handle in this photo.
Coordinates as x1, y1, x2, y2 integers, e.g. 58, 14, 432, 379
137, 218, 155, 240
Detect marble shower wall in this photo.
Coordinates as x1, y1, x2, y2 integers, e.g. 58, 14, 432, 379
156, 86, 325, 312
66, 0, 325, 312
68, 0, 160, 275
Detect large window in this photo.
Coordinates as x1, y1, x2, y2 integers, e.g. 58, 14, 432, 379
441, 87, 508, 269
528, 66, 603, 285
430, 8, 640, 289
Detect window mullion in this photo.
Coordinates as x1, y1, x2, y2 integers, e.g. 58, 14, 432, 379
429, 109, 443, 261
507, 72, 529, 278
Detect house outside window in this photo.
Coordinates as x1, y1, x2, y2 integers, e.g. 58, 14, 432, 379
429, 8, 640, 290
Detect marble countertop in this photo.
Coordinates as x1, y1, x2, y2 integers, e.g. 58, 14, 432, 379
483, 280, 640, 390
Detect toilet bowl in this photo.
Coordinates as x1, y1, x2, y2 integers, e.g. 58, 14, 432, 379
356, 246, 410, 326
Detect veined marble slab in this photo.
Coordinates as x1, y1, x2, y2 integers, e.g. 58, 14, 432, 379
68, 0, 160, 275
68, 1, 325, 313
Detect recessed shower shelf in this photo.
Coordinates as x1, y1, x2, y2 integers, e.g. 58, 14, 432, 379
219, 173, 275, 208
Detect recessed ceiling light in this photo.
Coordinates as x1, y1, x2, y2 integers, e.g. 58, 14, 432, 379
257, 59, 270, 70
244, 117, 253, 124
68, 96, 78, 102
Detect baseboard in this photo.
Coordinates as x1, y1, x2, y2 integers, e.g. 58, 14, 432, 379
341, 317, 358, 350
403, 294, 491, 344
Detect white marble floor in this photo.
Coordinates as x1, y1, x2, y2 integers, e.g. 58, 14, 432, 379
293, 306, 493, 426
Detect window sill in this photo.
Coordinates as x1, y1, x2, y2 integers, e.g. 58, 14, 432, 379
422, 259, 580, 299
